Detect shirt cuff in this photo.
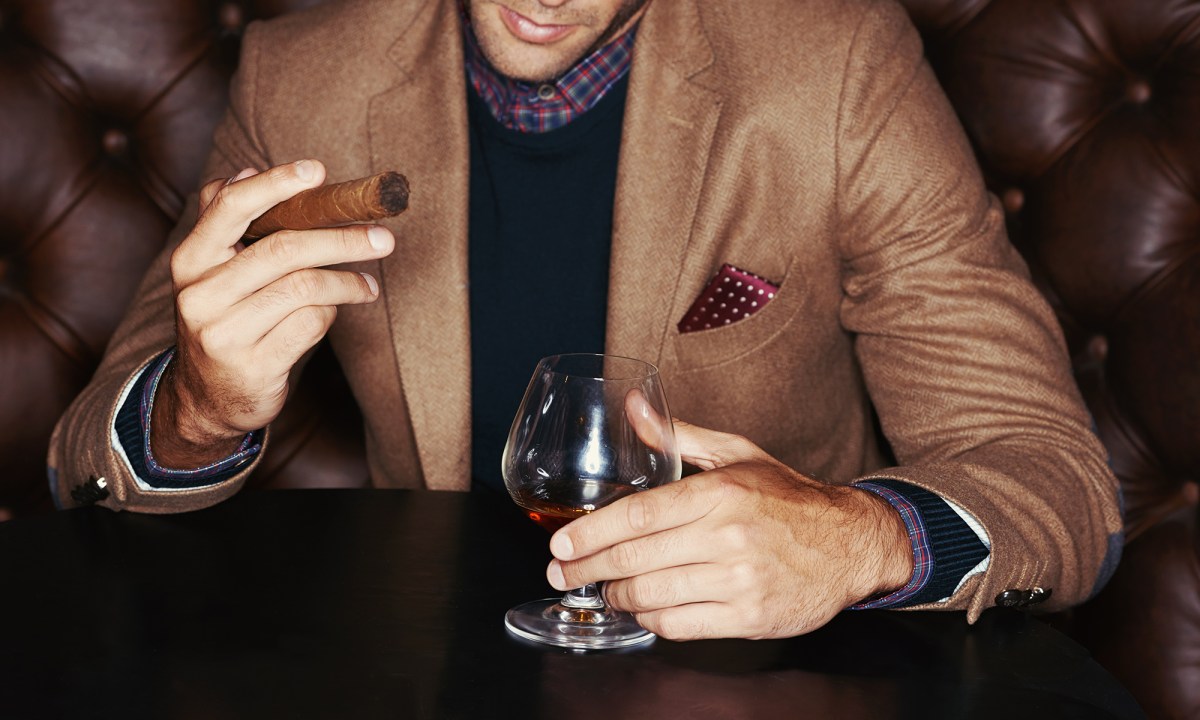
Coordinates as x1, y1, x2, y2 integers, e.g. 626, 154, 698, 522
114, 348, 263, 490
850, 479, 990, 609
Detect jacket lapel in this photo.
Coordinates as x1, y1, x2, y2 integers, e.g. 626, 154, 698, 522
606, 0, 723, 366
363, 0, 721, 489
369, 1, 472, 491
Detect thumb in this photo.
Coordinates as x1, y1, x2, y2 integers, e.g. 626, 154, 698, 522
673, 418, 768, 471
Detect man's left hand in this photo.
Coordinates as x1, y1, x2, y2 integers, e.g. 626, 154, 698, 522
546, 420, 914, 640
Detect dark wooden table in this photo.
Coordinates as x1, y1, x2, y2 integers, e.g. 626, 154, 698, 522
0, 489, 1143, 719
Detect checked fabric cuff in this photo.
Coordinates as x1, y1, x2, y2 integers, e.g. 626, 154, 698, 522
850, 479, 989, 609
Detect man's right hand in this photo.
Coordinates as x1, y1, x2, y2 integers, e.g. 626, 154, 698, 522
150, 159, 394, 469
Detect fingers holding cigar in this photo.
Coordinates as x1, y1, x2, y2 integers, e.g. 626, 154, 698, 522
187, 224, 393, 312
179, 160, 328, 284
157, 158, 406, 464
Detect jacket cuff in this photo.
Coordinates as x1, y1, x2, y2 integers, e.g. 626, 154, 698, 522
851, 479, 989, 609
114, 348, 263, 489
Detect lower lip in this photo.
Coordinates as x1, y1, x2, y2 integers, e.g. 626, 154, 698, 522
499, 7, 576, 44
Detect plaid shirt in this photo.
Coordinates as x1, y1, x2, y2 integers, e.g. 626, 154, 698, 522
462, 13, 638, 133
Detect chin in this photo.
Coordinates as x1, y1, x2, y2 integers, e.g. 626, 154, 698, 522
493, 55, 577, 83
478, 39, 591, 83
468, 3, 598, 82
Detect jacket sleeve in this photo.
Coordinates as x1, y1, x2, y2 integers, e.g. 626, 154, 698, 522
834, 0, 1123, 620
47, 22, 278, 513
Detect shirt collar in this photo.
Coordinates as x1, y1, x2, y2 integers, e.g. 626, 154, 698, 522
461, 8, 638, 133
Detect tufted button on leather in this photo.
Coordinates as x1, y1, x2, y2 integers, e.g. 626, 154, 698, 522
219, 2, 246, 31
102, 128, 129, 158
995, 587, 1052, 608
1002, 187, 1024, 213
1125, 79, 1152, 104
1087, 334, 1109, 363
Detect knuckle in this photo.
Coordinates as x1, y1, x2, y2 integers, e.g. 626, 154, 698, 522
601, 580, 628, 610
169, 247, 190, 282
625, 494, 655, 533
174, 284, 200, 314
198, 177, 226, 208
194, 323, 232, 356
294, 306, 333, 339
727, 559, 757, 591
640, 575, 679, 609
671, 475, 711, 510
284, 269, 325, 300
271, 308, 332, 362
718, 522, 751, 553
336, 225, 368, 253
625, 579, 655, 610
731, 434, 759, 456
257, 231, 304, 265
711, 434, 756, 465
655, 612, 705, 641
556, 562, 582, 590
608, 541, 642, 576
206, 183, 239, 217
712, 472, 750, 503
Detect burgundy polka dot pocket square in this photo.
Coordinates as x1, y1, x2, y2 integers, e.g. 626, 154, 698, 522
677, 264, 780, 333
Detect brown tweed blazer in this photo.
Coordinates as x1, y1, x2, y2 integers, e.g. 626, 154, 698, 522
49, 0, 1122, 621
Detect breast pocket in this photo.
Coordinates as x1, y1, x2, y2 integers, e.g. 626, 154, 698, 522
669, 256, 808, 372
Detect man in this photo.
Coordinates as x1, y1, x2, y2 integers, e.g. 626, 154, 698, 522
49, 0, 1123, 640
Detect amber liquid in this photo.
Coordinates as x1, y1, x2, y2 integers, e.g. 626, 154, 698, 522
511, 477, 643, 533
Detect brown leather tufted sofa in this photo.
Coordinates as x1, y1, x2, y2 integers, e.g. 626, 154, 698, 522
0, 0, 368, 520
0, 0, 1196, 716
897, 2, 1200, 717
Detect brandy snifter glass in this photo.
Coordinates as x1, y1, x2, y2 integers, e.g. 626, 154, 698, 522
502, 354, 681, 650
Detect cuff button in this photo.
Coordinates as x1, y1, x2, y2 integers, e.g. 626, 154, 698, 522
995, 587, 1052, 608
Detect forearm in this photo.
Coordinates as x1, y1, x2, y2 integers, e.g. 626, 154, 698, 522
830, 2, 1122, 618
48, 106, 271, 511
48, 352, 263, 514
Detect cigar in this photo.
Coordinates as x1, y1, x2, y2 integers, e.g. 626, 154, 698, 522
243, 171, 409, 241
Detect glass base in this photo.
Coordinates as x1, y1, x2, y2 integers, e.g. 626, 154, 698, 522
505, 598, 657, 650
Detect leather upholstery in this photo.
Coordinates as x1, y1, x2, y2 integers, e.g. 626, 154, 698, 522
900, 2, 1200, 717
0, 0, 366, 519
0, 0, 1195, 716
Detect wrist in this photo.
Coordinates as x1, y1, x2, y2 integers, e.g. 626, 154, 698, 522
849, 486, 915, 600
150, 364, 246, 469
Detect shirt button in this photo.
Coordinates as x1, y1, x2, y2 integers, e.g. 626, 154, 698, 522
537, 84, 556, 101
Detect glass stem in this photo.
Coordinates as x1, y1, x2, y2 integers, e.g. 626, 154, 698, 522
560, 583, 605, 610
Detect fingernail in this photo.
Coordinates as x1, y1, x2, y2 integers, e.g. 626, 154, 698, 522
547, 560, 566, 590
549, 532, 573, 560
361, 273, 378, 296
294, 159, 315, 181
367, 226, 390, 251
